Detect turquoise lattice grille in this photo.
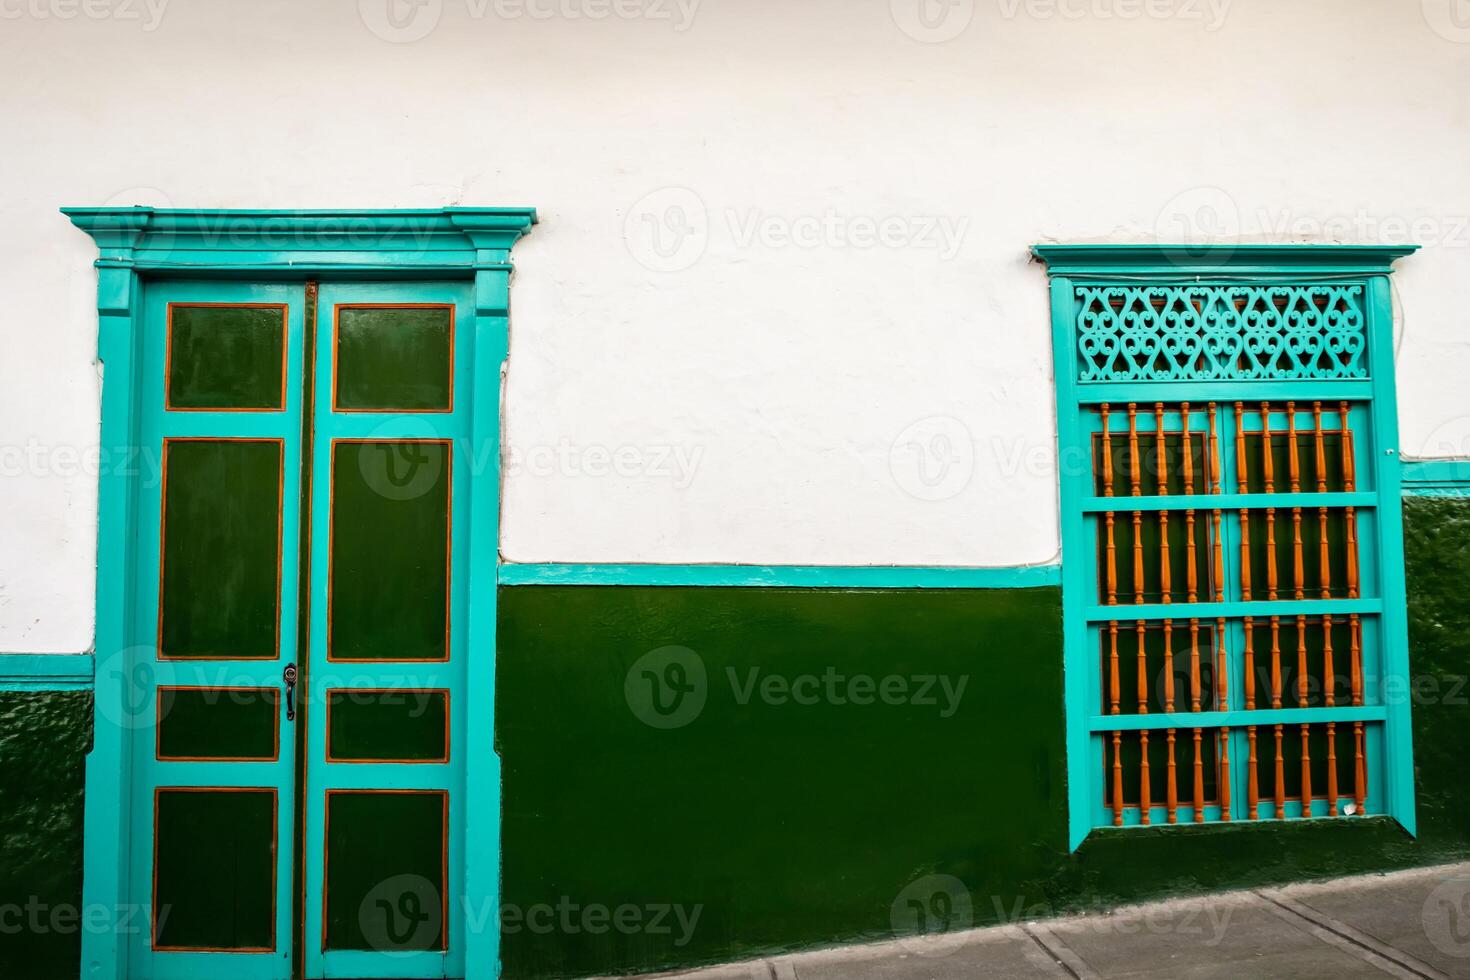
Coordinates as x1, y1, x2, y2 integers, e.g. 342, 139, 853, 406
1075, 284, 1368, 383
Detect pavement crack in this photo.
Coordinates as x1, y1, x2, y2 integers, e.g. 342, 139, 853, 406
1253, 888, 1449, 980
1021, 921, 1095, 980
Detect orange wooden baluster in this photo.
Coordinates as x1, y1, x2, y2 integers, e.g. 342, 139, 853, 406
1103, 403, 1118, 604
1236, 403, 1258, 818
1192, 726, 1205, 822
1261, 403, 1287, 817
1183, 403, 1197, 594
1274, 724, 1287, 818
1112, 731, 1124, 826
1286, 403, 1313, 817
1101, 405, 1124, 826
1324, 619, 1338, 815
1140, 728, 1152, 825
1129, 404, 1143, 596
1244, 617, 1258, 819
1156, 403, 1171, 599
1314, 403, 1331, 594
1209, 404, 1225, 600
1298, 622, 1312, 815
1262, 402, 1279, 602
1127, 405, 1151, 824
1183, 405, 1199, 744
1340, 402, 1366, 815
1288, 402, 1305, 600
1312, 403, 1339, 816
1246, 723, 1259, 819
1103, 405, 1120, 695
1155, 405, 1179, 824
1326, 721, 1339, 817
1271, 616, 1285, 817
1235, 403, 1253, 600
1216, 624, 1232, 822
1340, 402, 1361, 583
1203, 404, 1226, 822
1300, 724, 1314, 817
1193, 405, 1217, 714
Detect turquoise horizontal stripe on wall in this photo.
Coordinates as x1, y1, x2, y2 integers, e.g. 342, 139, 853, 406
496, 563, 1062, 588
1402, 459, 1470, 496
0, 655, 93, 691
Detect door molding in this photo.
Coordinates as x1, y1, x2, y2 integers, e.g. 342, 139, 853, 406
64, 206, 536, 980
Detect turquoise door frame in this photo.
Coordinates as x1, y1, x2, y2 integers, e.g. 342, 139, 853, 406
64, 207, 536, 980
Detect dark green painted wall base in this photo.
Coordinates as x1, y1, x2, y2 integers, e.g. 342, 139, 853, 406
498, 585, 1067, 979
0, 691, 89, 980
3, 498, 1469, 979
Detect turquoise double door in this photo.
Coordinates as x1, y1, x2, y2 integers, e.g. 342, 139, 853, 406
126, 279, 474, 979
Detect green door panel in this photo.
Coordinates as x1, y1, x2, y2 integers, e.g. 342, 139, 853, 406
153, 788, 277, 951
328, 440, 450, 662
323, 791, 447, 952
326, 690, 448, 763
167, 305, 287, 411
334, 306, 454, 412
159, 439, 283, 660
156, 688, 280, 762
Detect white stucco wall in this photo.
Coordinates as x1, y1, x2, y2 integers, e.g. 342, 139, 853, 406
1, 0, 1468, 651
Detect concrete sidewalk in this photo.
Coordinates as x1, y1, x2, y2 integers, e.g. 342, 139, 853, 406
618, 862, 1470, 980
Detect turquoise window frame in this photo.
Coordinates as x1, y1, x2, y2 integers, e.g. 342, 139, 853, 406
63, 206, 535, 980
1031, 244, 1420, 851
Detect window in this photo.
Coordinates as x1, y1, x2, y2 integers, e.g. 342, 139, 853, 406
1033, 246, 1418, 847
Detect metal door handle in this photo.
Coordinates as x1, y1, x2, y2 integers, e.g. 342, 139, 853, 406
283, 663, 298, 722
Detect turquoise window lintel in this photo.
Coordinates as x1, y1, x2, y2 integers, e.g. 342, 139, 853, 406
63, 206, 537, 276
1030, 243, 1419, 277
